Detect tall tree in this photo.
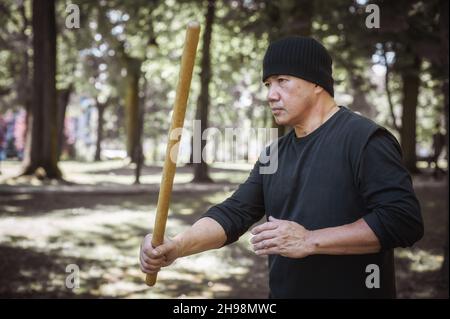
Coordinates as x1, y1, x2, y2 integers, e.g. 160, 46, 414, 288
123, 56, 142, 163
374, 0, 439, 173
399, 53, 421, 173
22, 0, 61, 178
94, 98, 107, 161
56, 84, 73, 159
192, 0, 216, 183
92, 1, 159, 164
437, 0, 449, 286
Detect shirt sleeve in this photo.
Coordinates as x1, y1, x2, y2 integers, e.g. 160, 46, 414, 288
201, 160, 266, 245
359, 129, 424, 250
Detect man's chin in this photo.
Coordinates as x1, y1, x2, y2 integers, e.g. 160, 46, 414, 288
274, 116, 289, 126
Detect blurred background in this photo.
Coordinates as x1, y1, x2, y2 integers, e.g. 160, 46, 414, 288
0, 0, 448, 298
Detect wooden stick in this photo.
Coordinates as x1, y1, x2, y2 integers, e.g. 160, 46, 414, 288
146, 22, 200, 287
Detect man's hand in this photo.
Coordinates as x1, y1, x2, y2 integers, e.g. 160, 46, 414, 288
140, 234, 181, 274
250, 216, 315, 258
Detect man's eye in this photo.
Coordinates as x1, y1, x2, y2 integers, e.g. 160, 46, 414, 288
264, 82, 270, 88
278, 78, 287, 83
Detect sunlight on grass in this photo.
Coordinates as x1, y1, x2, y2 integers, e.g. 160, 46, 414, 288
178, 208, 194, 215
210, 172, 248, 184
395, 248, 444, 272
65, 172, 193, 185
0, 161, 22, 182
3, 206, 23, 213
10, 194, 34, 201
1, 160, 251, 186
59, 160, 128, 173
0, 191, 262, 298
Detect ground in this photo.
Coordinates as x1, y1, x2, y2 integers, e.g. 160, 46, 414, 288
0, 160, 448, 298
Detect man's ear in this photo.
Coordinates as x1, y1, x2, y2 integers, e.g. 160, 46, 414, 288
314, 84, 323, 95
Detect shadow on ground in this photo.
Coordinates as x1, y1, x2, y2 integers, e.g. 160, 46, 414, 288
0, 187, 269, 298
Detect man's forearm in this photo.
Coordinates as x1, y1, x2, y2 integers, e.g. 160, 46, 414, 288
173, 217, 227, 258
307, 218, 381, 255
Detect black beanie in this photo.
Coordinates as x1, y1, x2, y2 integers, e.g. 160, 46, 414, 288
262, 36, 334, 97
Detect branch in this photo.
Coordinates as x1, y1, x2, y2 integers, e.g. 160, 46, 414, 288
18, 0, 29, 35
382, 43, 400, 132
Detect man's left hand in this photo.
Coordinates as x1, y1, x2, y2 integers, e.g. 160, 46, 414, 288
250, 216, 315, 258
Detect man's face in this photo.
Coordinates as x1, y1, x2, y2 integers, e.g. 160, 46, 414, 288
264, 75, 316, 126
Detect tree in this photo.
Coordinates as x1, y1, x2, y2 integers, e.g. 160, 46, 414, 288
56, 84, 73, 159
92, 1, 159, 164
371, 0, 442, 173
192, 0, 216, 183
0, 0, 32, 141
22, 0, 61, 179
437, 0, 449, 286
399, 53, 421, 173
94, 98, 107, 161
315, 0, 379, 118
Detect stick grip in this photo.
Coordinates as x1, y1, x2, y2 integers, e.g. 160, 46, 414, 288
146, 22, 200, 287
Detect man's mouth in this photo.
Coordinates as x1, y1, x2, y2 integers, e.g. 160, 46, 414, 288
271, 107, 285, 115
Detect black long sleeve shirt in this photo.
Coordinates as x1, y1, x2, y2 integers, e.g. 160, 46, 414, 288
202, 106, 423, 298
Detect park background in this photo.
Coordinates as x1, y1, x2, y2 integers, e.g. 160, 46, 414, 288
0, 0, 448, 298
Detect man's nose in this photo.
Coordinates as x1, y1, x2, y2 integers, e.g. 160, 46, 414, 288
267, 86, 280, 103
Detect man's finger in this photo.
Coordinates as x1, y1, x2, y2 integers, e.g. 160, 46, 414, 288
143, 255, 166, 267
251, 222, 278, 235
147, 264, 161, 272
255, 246, 279, 256
140, 259, 159, 274
140, 263, 155, 274
141, 250, 164, 262
145, 243, 173, 258
250, 230, 277, 244
141, 264, 160, 274
252, 237, 277, 251
140, 263, 150, 274
140, 253, 154, 270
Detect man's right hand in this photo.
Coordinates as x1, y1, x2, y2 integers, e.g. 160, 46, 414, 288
139, 234, 181, 274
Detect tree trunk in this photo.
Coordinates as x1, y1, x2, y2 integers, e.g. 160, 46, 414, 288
94, 100, 106, 161
187, 136, 194, 166
400, 56, 421, 174
57, 85, 72, 160
441, 76, 449, 287
192, 0, 215, 183
439, 0, 449, 287
125, 57, 141, 163
134, 77, 147, 184
22, 0, 61, 179
134, 112, 144, 184
350, 74, 377, 119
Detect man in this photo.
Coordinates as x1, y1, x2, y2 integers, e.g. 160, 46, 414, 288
140, 37, 424, 298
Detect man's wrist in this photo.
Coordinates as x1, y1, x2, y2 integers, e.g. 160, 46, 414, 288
173, 235, 185, 258
305, 229, 320, 256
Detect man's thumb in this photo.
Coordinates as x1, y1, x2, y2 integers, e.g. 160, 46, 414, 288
268, 216, 279, 222
152, 242, 173, 256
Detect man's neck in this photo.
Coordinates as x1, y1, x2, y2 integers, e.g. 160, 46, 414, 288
293, 98, 338, 138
